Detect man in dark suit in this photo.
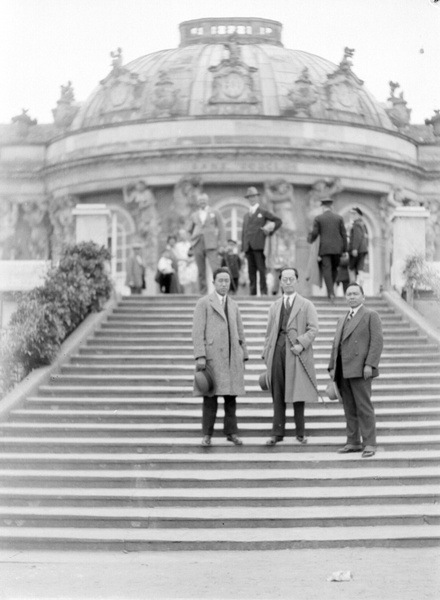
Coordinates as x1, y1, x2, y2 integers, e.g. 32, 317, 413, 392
188, 193, 226, 294
241, 186, 282, 295
308, 198, 348, 300
328, 282, 384, 458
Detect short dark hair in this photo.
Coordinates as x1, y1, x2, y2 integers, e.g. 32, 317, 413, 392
167, 235, 177, 243
213, 267, 231, 281
279, 266, 299, 280
346, 282, 365, 295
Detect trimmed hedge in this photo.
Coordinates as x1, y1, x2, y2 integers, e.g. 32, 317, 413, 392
0, 242, 113, 396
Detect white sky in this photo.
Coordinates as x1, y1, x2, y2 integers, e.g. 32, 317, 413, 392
1, 0, 439, 125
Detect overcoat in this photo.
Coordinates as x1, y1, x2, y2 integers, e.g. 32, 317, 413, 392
309, 210, 348, 256
349, 218, 369, 254
188, 208, 226, 251
192, 292, 249, 397
328, 305, 383, 379
125, 255, 145, 289
241, 206, 282, 252
262, 294, 319, 404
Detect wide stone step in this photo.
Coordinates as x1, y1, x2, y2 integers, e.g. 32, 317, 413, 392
10, 406, 440, 424
1, 435, 439, 453
0, 485, 438, 508
93, 330, 423, 340
0, 504, 438, 529
1, 450, 438, 470
1, 466, 439, 489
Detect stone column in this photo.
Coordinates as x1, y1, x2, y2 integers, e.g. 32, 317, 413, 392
391, 206, 429, 292
72, 204, 110, 247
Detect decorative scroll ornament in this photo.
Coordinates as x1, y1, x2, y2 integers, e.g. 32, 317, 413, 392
287, 68, 318, 117
324, 48, 365, 115
98, 48, 143, 117
385, 81, 411, 129
425, 109, 440, 137
207, 34, 260, 115
52, 81, 79, 129
152, 71, 179, 117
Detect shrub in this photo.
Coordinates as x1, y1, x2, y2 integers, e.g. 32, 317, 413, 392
402, 252, 440, 304
0, 242, 112, 397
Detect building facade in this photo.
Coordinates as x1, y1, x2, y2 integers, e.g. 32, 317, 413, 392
1, 17, 439, 295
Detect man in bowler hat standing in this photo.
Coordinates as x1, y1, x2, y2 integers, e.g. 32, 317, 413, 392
192, 267, 249, 446
241, 186, 282, 295
308, 198, 348, 300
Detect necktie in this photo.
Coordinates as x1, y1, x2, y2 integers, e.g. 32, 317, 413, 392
347, 310, 355, 320
285, 297, 291, 310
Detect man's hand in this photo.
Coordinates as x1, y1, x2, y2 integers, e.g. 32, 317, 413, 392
329, 369, 335, 379
351, 249, 358, 257
291, 344, 303, 356
363, 365, 373, 380
196, 357, 206, 371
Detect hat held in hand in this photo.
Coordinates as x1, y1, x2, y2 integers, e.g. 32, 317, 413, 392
325, 380, 341, 402
194, 364, 215, 395
259, 371, 271, 391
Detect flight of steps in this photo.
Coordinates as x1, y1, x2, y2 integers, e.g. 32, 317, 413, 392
0, 295, 439, 550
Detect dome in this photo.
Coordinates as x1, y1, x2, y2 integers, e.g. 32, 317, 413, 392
72, 17, 393, 130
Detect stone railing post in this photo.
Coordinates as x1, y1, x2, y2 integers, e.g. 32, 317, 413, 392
391, 206, 429, 293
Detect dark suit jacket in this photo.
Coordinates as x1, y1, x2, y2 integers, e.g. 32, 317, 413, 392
349, 218, 368, 254
309, 210, 347, 256
241, 205, 282, 252
328, 305, 383, 380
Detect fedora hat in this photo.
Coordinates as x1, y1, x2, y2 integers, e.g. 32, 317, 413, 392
194, 364, 215, 395
259, 371, 271, 391
245, 186, 260, 198
325, 380, 341, 401
320, 197, 333, 205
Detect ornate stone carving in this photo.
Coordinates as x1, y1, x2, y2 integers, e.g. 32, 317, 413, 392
52, 81, 79, 129
49, 195, 76, 259
324, 48, 365, 115
386, 82, 411, 129
0, 198, 19, 259
167, 175, 204, 232
99, 48, 144, 118
423, 198, 440, 261
425, 110, 440, 137
123, 180, 159, 268
207, 34, 260, 115
11, 109, 37, 138
263, 179, 296, 268
307, 177, 343, 224
152, 71, 179, 117
21, 199, 52, 259
287, 68, 318, 117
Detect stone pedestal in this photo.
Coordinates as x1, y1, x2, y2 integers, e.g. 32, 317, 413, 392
72, 204, 110, 247
391, 206, 429, 292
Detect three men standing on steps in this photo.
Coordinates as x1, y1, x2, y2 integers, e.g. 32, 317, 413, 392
192, 267, 249, 447
262, 267, 319, 446
328, 282, 384, 458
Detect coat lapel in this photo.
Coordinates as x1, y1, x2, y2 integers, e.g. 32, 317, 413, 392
209, 293, 227, 321
287, 294, 302, 326
342, 305, 365, 341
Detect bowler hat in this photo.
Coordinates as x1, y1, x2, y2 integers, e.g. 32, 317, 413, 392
351, 206, 363, 216
245, 186, 260, 198
325, 380, 341, 401
321, 197, 333, 205
194, 364, 215, 395
259, 371, 271, 391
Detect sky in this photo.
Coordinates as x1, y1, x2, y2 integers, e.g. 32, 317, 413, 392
1, 0, 439, 125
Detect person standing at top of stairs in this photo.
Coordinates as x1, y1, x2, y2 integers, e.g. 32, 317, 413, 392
192, 267, 249, 447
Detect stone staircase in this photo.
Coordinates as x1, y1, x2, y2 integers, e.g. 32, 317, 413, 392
0, 295, 439, 550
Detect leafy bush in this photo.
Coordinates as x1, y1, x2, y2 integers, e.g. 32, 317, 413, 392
402, 252, 440, 304
0, 242, 112, 396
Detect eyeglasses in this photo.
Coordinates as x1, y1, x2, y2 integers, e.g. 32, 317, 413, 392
281, 277, 296, 283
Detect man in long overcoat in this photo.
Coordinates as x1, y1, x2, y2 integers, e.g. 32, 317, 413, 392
192, 267, 249, 446
262, 267, 319, 445
328, 282, 383, 458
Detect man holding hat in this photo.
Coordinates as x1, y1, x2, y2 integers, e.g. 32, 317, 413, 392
308, 198, 348, 300
241, 186, 282, 295
192, 267, 249, 447
348, 207, 368, 284
262, 267, 319, 445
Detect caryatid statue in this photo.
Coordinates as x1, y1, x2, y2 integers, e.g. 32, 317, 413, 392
263, 179, 296, 270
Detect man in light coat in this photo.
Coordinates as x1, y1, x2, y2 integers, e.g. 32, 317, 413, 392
192, 267, 249, 446
188, 193, 226, 294
328, 282, 383, 458
262, 267, 319, 445
125, 242, 145, 294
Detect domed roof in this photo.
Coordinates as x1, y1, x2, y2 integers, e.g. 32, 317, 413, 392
72, 18, 393, 131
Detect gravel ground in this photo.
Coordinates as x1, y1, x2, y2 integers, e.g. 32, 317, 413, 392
0, 547, 439, 600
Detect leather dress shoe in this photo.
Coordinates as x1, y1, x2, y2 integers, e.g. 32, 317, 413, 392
226, 434, 243, 446
201, 435, 211, 447
266, 435, 284, 446
337, 445, 363, 454
362, 449, 376, 458
296, 436, 308, 444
